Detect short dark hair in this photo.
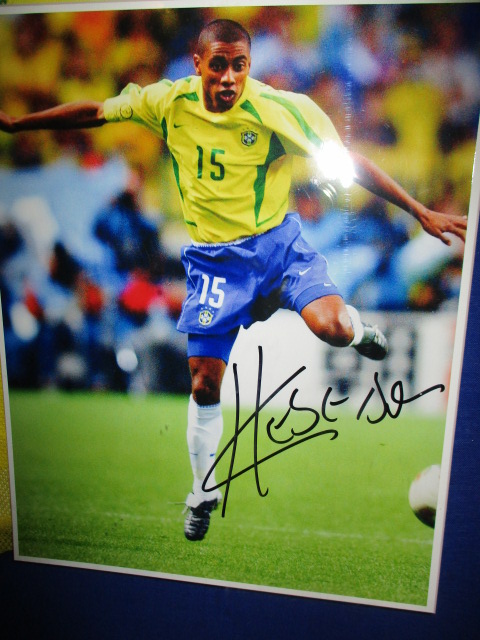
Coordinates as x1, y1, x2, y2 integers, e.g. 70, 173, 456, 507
196, 19, 251, 55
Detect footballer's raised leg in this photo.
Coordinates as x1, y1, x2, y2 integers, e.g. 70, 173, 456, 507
345, 304, 388, 361
301, 296, 388, 361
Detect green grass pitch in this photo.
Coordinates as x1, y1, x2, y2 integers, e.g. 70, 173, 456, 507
8, 390, 443, 606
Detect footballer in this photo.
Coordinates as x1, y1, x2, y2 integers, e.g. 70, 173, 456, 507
0, 19, 467, 542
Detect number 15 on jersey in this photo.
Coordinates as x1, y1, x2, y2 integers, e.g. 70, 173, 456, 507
199, 274, 227, 308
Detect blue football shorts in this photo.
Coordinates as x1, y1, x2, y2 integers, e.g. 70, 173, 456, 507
177, 213, 341, 362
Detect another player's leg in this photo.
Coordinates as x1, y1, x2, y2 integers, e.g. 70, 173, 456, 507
301, 295, 388, 360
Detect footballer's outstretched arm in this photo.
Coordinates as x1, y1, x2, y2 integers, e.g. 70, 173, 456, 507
350, 150, 467, 246
0, 101, 106, 133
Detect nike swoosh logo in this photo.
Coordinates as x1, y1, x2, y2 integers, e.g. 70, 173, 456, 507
173, 123, 185, 128
299, 267, 312, 276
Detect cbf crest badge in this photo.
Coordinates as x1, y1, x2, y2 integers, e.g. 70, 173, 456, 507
241, 130, 258, 147
199, 308, 213, 326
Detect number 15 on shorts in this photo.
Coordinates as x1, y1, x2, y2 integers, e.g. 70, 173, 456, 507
199, 274, 226, 308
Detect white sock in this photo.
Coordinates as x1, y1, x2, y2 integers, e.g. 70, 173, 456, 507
346, 304, 365, 346
187, 395, 223, 498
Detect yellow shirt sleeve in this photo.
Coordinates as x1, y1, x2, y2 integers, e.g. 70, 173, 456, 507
258, 84, 344, 157
103, 80, 174, 139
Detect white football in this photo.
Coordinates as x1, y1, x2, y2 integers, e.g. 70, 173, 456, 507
408, 464, 441, 528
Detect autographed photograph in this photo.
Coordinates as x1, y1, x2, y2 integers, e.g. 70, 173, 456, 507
0, 1, 479, 612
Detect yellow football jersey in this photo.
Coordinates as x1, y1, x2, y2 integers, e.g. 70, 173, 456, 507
103, 75, 344, 243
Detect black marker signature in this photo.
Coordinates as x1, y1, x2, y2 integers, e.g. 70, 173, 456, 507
356, 371, 445, 424
202, 346, 445, 516
203, 346, 341, 516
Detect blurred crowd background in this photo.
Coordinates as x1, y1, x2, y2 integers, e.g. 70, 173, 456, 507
0, 3, 478, 392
